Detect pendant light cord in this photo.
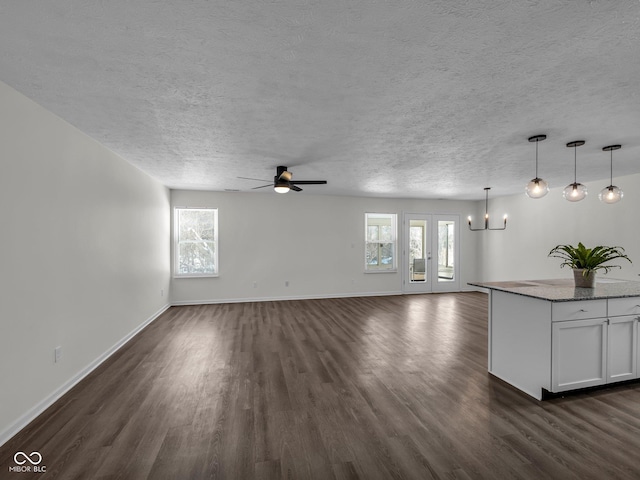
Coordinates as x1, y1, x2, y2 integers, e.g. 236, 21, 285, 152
485, 188, 489, 216
535, 139, 539, 178
609, 149, 613, 184
573, 145, 577, 183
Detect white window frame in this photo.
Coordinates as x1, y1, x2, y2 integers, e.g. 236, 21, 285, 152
174, 207, 219, 278
364, 213, 397, 273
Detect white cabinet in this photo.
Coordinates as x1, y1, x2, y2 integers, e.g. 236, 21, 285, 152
551, 311, 639, 393
552, 318, 608, 392
607, 315, 638, 382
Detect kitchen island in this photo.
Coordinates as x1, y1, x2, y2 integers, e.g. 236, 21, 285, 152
469, 278, 640, 400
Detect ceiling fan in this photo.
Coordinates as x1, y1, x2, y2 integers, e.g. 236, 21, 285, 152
239, 166, 327, 193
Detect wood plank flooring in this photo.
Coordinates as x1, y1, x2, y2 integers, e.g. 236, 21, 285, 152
2, 292, 640, 479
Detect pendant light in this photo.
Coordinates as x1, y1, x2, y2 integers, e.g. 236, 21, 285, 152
599, 145, 623, 204
563, 140, 587, 202
468, 187, 507, 231
525, 135, 549, 198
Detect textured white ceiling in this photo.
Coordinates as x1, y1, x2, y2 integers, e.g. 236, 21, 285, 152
1, 1, 640, 199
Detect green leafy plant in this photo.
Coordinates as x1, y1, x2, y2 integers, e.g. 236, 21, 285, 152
548, 242, 632, 276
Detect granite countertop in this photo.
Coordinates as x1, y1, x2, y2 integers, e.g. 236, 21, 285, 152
468, 278, 640, 302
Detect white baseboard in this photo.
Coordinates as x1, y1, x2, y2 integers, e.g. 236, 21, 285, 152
0, 303, 171, 448
170, 288, 488, 306
171, 290, 404, 306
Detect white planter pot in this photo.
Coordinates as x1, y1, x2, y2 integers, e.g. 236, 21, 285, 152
573, 268, 596, 288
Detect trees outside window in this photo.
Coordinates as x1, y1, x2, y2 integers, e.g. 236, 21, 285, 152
175, 208, 218, 277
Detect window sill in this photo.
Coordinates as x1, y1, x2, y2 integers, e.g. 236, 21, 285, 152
364, 269, 398, 274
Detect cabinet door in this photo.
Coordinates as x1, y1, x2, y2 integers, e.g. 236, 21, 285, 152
552, 318, 607, 392
608, 316, 638, 382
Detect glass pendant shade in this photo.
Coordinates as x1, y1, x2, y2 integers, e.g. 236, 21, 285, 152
599, 185, 623, 204
525, 135, 548, 199
563, 182, 587, 202
526, 178, 549, 198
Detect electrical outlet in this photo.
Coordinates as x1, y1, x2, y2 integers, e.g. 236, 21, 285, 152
285, 281, 289, 287
253, 281, 257, 288
54, 346, 62, 363
160, 289, 164, 297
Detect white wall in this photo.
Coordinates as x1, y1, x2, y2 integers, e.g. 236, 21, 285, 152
478, 174, 640, 282
0, 81, 171, 445
171, 190, 479, 304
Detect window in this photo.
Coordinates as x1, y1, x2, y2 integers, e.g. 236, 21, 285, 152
365, 213, 397, 271
174, 208, 218, 277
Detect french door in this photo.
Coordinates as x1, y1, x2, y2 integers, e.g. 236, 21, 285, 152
402, 213, 460, 293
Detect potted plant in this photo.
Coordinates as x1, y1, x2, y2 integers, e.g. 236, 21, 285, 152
548, 242, 632, 288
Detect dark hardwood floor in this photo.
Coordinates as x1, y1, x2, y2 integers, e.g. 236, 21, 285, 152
2, 292, 640, 479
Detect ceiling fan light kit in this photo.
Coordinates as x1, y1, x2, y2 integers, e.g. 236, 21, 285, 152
468, 187, 507, 231
274, 183, 290, 194
599, 144, 623, 204
525, 135, 549, 199
563, 140, 587, 202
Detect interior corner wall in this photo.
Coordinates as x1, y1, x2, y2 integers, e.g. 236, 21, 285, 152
477, 173, 640, 282
170, 190, 479, 304
0, 81, 171, 446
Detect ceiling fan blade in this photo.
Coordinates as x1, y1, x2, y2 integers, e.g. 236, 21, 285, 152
290, 184, 303, 192
289, 180, 327, 185
238, 176, 270, 182
251, 184, 272, 190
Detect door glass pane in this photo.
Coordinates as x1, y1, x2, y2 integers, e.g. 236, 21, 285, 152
437, 220, 455, 282
409, 220, 427, 282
